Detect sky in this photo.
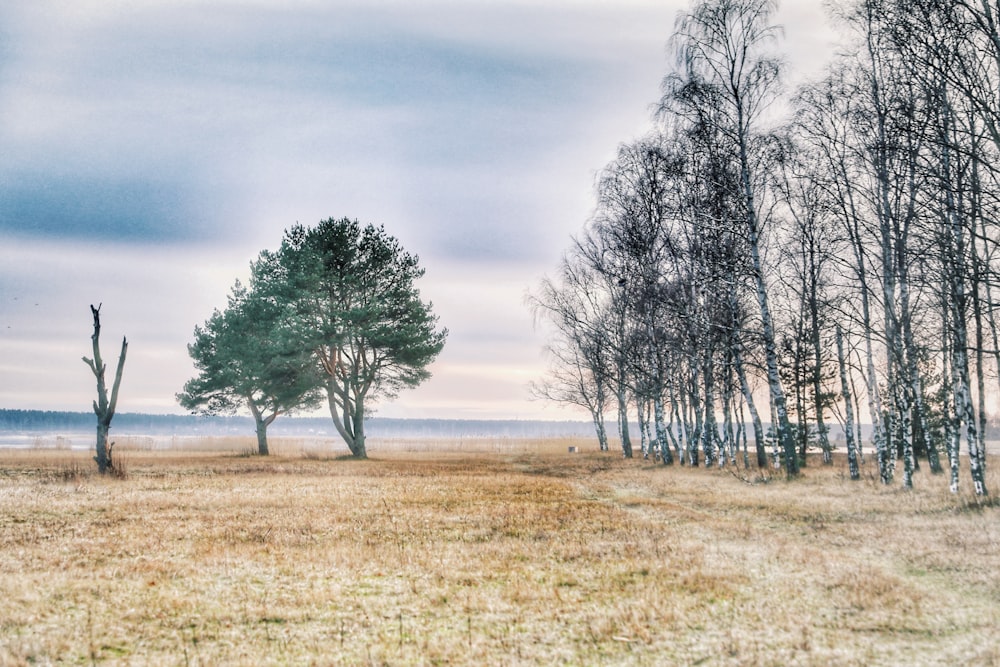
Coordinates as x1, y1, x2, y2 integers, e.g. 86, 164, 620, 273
0, 0, 838, 421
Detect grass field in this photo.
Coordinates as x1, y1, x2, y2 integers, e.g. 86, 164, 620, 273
1, 438, 998, 666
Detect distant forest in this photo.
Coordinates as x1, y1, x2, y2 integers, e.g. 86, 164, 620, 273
0, 409, 595, 439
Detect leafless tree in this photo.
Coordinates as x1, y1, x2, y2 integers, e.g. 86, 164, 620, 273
665, 0, 797, 474
82, 304, 127, 475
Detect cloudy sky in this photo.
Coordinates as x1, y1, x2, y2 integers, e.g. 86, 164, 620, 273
0, 0, 837, 421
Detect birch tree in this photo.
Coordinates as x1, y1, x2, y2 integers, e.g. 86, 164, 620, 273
666, 0, 798, 475
795, 67, 891, 479
775, 146, 840, 464
531, 254, 614, 452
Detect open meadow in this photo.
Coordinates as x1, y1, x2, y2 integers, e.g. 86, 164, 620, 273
1, 437, 998, 666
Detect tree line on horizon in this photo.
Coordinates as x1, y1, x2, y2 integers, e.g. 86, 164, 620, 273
0, 410, 599, 439
531, 0, 999, 496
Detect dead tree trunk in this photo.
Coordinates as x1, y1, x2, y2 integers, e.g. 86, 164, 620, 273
81, 304, 127, 474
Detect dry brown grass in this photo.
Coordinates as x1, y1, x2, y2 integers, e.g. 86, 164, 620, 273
0, 440, 998, 666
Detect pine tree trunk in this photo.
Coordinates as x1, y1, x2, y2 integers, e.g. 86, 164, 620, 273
246, 398, 276, 456
326, 380, 367, 459
352, 394, 367, 459
255, 425, 270, 456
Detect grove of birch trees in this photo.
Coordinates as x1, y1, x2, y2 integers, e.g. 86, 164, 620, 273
531, 0, 1000, 495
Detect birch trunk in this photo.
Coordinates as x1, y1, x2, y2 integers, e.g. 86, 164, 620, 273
721, 372, 736, 467
741, 140, 796, 476
592, 409, 609, 452
951, 277, 987, 495
735, 345, 767, 468
840, 162, 884, 477
655, 394, 673, 465
667, 376, 683, 464
939, 90, 986, 495
947, 196, 987, 495
836, 326, 859, 480
595, 383, 610, 451
972, 227, 990, 484
878, 211, 898, 486
688, 366, 703, 468
616, 386, 633, 459
638, 400, 650, 459
678, 376, 692, 465
702, 354, 718, 468
739, 400, 750, 469
943, 316, 961, 494
807, 244, 832, 465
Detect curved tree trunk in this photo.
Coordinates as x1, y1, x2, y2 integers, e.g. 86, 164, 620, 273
246, 397, 278, 456
326, 377, 368, 459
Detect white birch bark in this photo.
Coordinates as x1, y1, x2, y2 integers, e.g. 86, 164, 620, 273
836, 326, 860, 480
616, 386, 633, 459
735, 343, 767, 468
